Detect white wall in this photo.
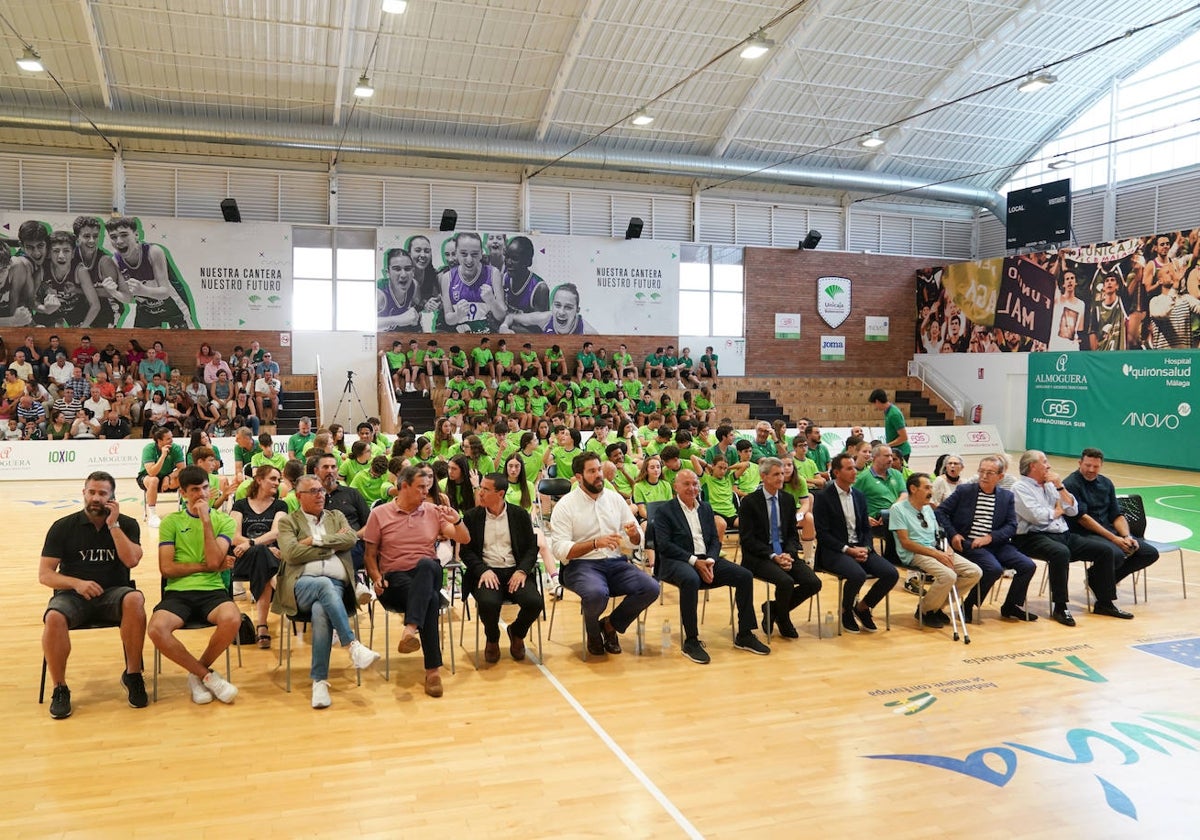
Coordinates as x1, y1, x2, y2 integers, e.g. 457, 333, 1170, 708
911, 352, 1030, 450
291, 331, 380, 426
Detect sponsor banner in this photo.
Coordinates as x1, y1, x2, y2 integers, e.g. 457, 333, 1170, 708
2, 213, 292, 330
0, 436, 243, 482
904, 425, 1005, 461
820, 335, 846, 361
865, 316, 889, 341
817, 275, 851, 328
376, 229, 678, 335
1026, 351, 1196, 470
774, 313, 801, 339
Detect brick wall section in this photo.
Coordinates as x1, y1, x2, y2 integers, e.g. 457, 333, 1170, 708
0, 328, 293, 374
744, 247, 931, 377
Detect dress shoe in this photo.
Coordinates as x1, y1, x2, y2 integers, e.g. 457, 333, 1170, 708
483, 641, 501, 663
424, 672, 444, 698
760, 602, 774, 636
775, 613, 800, 639
1052, 606, 1076, 627
599, 616, 622, 654
586, 637, 606, 657
915, 609, 945, 628
396, 632, 421, 654
507, 625, 526, 661
1000, 603, 1039, 622
1093, 602, 1134, 619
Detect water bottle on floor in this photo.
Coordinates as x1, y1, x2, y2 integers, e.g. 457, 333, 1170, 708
661, 620, 671, 652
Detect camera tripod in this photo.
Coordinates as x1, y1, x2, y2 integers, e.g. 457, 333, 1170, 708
331, 370, 369, 427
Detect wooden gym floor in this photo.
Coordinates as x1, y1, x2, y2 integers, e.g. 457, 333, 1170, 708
4, 454, 1199, 838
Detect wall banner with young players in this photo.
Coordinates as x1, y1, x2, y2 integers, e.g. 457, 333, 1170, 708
1027, 350, 1196, 471
1, 212, 292, 330
375, 228, 679, 335
916, 229, 1200, 354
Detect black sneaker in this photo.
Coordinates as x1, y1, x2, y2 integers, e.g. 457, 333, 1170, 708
681, 638, 710, 664
122, 671, 149, 709
733, 632, 771, 655
854, 604, 879, 632
841, 609, 861, 634
49, 684, 72, 719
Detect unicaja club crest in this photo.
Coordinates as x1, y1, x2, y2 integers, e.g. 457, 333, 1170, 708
817, 275, 852, 328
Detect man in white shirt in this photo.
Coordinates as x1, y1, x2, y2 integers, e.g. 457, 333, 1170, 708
1011, 449, 1128, 626
549, 451, 657, 658
82, 385, 111, 421
47, 353, 75, 398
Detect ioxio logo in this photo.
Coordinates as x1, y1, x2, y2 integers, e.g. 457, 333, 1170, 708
49, 450, 76, 463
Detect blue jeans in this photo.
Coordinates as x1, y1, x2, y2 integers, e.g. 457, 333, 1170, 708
561, 556, 660, 640
293, 576, 356, 681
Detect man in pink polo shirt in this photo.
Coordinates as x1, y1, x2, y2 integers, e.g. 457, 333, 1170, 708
364, 465, 468, 698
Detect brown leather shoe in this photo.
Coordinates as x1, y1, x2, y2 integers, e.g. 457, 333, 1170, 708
483, 641, 501, 663
507, 625, 526, 661
599, 615, 622, 654
424, 672, 443, 697
397, 632, 421, 654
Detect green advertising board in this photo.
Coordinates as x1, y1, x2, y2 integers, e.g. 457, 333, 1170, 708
1027, 351, 1196, 470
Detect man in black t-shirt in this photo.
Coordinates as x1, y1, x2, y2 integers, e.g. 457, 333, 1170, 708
39, 471, 146, 719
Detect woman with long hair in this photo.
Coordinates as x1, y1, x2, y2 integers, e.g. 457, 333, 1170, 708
187, 428, 223, 468
632, 454, 673, 520
328, 422, 347, 456
441, 454, 478, 515
431, 417, 458, 461
779, 455, 816, 544
230, 465, 288, 648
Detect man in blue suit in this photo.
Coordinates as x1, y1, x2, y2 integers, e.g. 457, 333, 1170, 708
813, 452, 898, 634
652, 470, 770, 664
935, 455, 1036, 622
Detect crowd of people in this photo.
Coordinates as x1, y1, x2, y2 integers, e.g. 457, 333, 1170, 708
39, 363, 1156, 717
0, 334, 283, 441
381, 337, 722, 430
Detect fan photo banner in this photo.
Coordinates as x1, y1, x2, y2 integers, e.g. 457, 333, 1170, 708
915, 228, 1200, 354
375, 229, 679, 335
1, 213, 293, 330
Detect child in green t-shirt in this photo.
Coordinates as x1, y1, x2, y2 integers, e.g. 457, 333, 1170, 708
471, 337, 496, 382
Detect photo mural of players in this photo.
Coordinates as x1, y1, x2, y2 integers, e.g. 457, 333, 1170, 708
2, 215, 198, 328
917, 228, 1200, 353
378, 228, 677, 336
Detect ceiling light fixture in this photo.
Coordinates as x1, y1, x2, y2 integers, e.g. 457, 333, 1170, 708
1047, 156, 1074, 170
740, 32, 774, 60
16, 46, 44, 73
1018, 71, 1057, 93
631, 110, 654, 127
860, 132, 884, 149
354, 73, 374, 98
381, 0, 408, 13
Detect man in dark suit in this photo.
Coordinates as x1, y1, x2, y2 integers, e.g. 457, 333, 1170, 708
460, 473, 543, 663
738, 457, 822, 638
813, 452, 898, 634
653, 470, 770, 664
936, 455, 1037, 622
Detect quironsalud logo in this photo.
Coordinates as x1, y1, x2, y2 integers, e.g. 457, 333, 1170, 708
817, 275, 851, 328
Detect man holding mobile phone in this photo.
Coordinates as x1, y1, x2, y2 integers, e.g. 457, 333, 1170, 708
39, 471, 146, 719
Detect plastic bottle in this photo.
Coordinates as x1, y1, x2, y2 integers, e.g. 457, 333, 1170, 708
824, 610, 835, 633
661, 620, 671, 651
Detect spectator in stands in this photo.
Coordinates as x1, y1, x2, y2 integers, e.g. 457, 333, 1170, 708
202, 351, 233, 384
698, 346, 719, 382
138, 346, 169, 385
931, 454, 964, 506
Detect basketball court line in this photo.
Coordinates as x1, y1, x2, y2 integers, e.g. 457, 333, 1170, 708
514, 621, 705, 840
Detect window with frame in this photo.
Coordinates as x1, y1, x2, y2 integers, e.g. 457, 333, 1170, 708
679, 244, 744, 337
292, 228, 377, 331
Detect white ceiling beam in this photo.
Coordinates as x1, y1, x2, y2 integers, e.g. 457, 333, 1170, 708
709, 0, 836, 158
534, 0, 604, 142
78, 0, 113, 109
332, 0, 363, 127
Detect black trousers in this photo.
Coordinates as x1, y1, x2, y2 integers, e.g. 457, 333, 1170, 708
744, 554, 822, 619
1011, 531, 1115, 605
658, 557, 756, 640
472, 567, 543, 642
816, 548, 898, 612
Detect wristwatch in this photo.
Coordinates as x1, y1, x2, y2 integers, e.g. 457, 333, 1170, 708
249, 538, 256, 547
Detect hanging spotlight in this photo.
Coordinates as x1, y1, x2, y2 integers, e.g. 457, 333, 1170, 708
381, 0, 408, 12
860, 131, 885, 149
354, 73, 374, 98
1018, 71, 1057, 93
740, 32, 774, 60
16, 46, 44, 73
631, 110, 655, 127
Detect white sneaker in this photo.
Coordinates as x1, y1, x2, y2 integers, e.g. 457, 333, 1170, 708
147, 514, 162, 528
188, 673, 214, 705
311, 679, 331, 709
404, 383, 416, 393
232, 581, 247, 599
202, 670, 238, 704
355, 581, 375, 606
348, 639, 381, 670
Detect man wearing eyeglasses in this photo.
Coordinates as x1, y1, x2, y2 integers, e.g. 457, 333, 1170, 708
890, 472, 981, 628
935, 456, 1036, 623
459, 473, 542, 663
